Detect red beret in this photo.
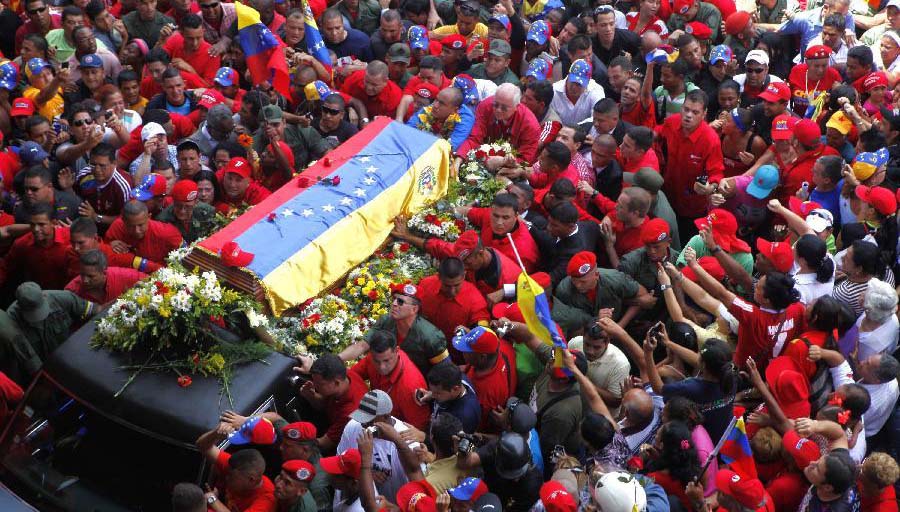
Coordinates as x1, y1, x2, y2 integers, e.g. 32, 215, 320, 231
391, 282, 419, 298
566, 251, 596, 278
640, 218, 670, 244
172, 180, 199, 202
724, 11, 751, 36
281, 421, 317, 441
804, 44, 832, 60
685, 21, 712, 40
283, 460, 316, 483
442, 34, 467, 50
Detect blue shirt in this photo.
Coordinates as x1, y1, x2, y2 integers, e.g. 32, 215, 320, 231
779, 8, 854, 51
810, 179, 842, 226
326, 28, 374, 61
431, 378, 481, 434
662, 378, 732, 443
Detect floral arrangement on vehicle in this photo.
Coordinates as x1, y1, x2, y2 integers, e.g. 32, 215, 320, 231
407, 209, 466, 240
289, 295, 372, 356
451, 141, 514, 207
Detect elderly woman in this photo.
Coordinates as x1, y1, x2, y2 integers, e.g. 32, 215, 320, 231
855, 279, 899, 361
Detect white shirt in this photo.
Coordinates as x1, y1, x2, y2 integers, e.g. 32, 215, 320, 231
473, 78, 498, 102
794, 35, 851, 70
567, 337, 630, 416
337, 417, 419, 503
861, 379, 899, 437
857, 314, 900, 361
732, 73, 784, 92
550, 79, 606, 126
333, 483, 378, 512
792, 271, 834, 305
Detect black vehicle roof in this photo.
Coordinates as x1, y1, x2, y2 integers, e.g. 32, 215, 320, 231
43, 320, 295, 447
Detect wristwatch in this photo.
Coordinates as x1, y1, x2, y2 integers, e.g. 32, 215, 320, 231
207, 495, 218, 505
709, 246, 722, 254
660, 284, 672, 292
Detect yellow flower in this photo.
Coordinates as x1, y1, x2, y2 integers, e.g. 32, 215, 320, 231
204, 353, 226, 374
158, 306, 172, 318
137, 295, 150, 307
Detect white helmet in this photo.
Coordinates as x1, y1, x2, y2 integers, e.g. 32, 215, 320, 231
590, 472, 647, 512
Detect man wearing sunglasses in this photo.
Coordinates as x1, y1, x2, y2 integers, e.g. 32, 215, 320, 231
313, 95, 359, 149
15, 0, 61, 55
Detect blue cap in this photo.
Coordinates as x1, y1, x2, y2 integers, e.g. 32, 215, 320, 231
408, 25, 429, 50
78, 53, 103, 69
131, 173, 167, 201
228, 416, 277, 445
19, 141, 49, 165
709, 45, 733, 65
25, 58, 50, 81
452, 326, 499, 354
214, 67, 239, 87
567, 59, 592, 87
449, 478, 488, 501
526, 58, 551, 81
0, 63, 17, 91
527, 20, 550, 45
452, 74, 478, 105
875, 147, 889, 167
746, 165, 779, 199
489, 14, 511, 32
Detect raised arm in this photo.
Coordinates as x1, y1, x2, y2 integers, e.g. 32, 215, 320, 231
562, 348, 619, 431
683, 245, 737, 306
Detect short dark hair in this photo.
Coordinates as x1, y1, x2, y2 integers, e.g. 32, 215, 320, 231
543, 141, 571, 170
609, 55, 633, 71
426, 362, 462, 391
143, 109, 172, 127
684, 89, 709, 109
566, 16, 586, 34
817, 155, 843, 184
28, 201, 54, 220
402, 0, 430, 15
91, 142, 117, 161
85, 0, 106, 20
581, 412, 616, 451
123, 200, 149, 218
321, 7, 343, 24
171, 482, 205, 512
859, 128, 887, 152
718, 79, 741, 95
80, 249, 108, 271
419, 55, 444, 72
241, 90, 271, 116
117, 69, 140, 86
23, 165, 52, 185
762, 271, 800, 309
675, 33, 697, 49
823, 450, 857, 494
146, 47, 171, 65
181, 13, 203, 29
70, 217, 98, 238
664, 58, 690, 78
228, 448, 266, 476
369, 330, 398, 353
492, 193, 519, 212
526, 80, 554, 107
823, 12, 845, 30
25, 115, 50, 133
430, 412, 463, 455
162, 67, 182, 81
548, 175, 577, 199
61, 5, 83, 21
568, 34, 592, 53
847, 45, 874, 67
593, 97, 618, 114
627, 126, 654, 151
874, 354, 900, 383
550, 201, 579, 224
439, 257, 466, 280
310, 353, 347, 380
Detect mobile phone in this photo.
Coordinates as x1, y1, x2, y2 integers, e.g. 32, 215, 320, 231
60, 62, 69, 69
648, 322, 663, 339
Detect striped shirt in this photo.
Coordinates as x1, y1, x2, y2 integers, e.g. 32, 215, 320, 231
832, 270, 896, 317
75, 167, 133, 217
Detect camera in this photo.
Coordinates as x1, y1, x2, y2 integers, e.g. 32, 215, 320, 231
457, 432, 477, 454
587, 323, 603, 339
365, 426, 379, 435
550, 445, 568, 464
105, 110, 114, 121
695, 174, 709, 186
288, 374, 309, 387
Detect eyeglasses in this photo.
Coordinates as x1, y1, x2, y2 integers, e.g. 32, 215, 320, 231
24, 185, 45, 192
392, 296, 416, 306
746, 67, 766, 74
321, 106, 342, 116
27, 6, 47, 14
199, 2, 219, 8
72, 118, 94, 127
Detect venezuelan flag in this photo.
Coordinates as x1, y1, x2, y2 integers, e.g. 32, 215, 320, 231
197, 119, 451, 315
235, 2, 291, 99
516, 272, 567, 369
719, 415, 758, 480
302, 0, 333, 77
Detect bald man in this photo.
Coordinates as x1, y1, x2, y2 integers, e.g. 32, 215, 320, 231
618, 388, 661, 456
340, 60, 403, 120
406, 87, 475, 151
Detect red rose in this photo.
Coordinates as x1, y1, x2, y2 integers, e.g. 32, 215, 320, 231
399, 242, 410, 252
267, 213, 277, 222
475, 150, 487, 160
310, 313, 321, 323
497, 150, 506, 157
177, 376, 192, 388
298, 176, 311, 187
386, 252, 395, 260
191, 353, 201, 365
332, 176, 341, 186
488, 148, 497, 156
208, 315, 226, 327
425, 214, 438, 223
367, 290, 379, 300
332, 288, 342, 296
454, 219, 466, 231
323, 157, 332, 167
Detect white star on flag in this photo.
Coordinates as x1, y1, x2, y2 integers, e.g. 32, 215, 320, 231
301, 209, 314, 217
282, 208, 296, 217
358, 156, 371, 163
363, 177, 376, 185
365, 165, 378, 173
354, 188, 366, 197
322, 204, 335, 213
340, 197, 354, 206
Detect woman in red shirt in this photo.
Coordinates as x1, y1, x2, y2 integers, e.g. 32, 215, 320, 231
625, 0, 669, 37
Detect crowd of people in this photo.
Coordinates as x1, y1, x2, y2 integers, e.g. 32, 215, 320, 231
0, 0, 899, 509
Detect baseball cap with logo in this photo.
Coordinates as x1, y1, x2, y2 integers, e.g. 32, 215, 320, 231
320, 449, 362, 479
408, 26, 429, 50
567, 59, 592, 87
782, 430, 821, 469
770, 114, 798, 140
198, 88, 226, 109
350, 389, 393, 424
746, 164, 779, 199
304, 80, 334, 101
855, 185, 897, 215
452, 74, 478, 105
489, 14, 512, 33
640, 218, 671, 244
540, 481, 576, 512
224, 157, 252, 179
0, 62, 17, 91
488, 39, 512, 57
566, 251, 596, 278
416, 83, 440, 100
214, 67, 240, 87
10, 97, 35, 117
709, 45, 734, 65
449, 478, 489, 502
756, 238, 794, 273
282, 460, 316, 483
19, 141, 49, 166
527, 20, 551, 45
852, 151, 880, 180
804, 44, 832, 61
397, 480, 437, 512
452, 230, 480, 259
132, 173, 167, 201
673, 0, 695, 14
228, 416, 277, 445
390, 282, 419, 299
220, 240, 254, 266
171, 180, 199, 202
78, 53, 103, 69
745, 49, 770, 66
758, 82, 791, 103
25, 58, 50, 81
788, 197, 822, 217
281, 421, 317, 442
526, 58, 552, 81
387, 42, 412, 64
864, 71, 889, 91
453, 326, 500, 354
826, 111, 853, 135
684, 21, 712, 40
724, 11, 752, 36
715, 470, 766, 510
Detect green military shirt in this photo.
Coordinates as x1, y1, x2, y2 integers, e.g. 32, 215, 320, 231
551, 269, 640, 334
667, 2, 723, 41
395, 71, 414, 89
7, 290, 97, 362
651, 192, 681, 251
467, 64, 521, 87
757, 0, 787, 23
366, 315, 448, 376
0, 310, 40, 383
156, 202, 217, 243
123, 11, 175, 47
723, 35, 755, 70
337, 0, 382, 36
286, 488, 319, 512
530, 344, 582, 459
617, 246, 680, 292
676, 235, 754, 277
271, 417, 333, 511
253, 125, 329, 172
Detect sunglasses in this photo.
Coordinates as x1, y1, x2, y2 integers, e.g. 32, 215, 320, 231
593, 5, 615, 14
24, 185, 45, 192
392, 296, 416, 306
200, 2, 219, 8
27, 6, 47, 14
321, 106, 342, 116
746, 67, 766, 74
72, 118, 94, 127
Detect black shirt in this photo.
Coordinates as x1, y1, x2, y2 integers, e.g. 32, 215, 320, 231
593, 30, 640, 67
476, 440, 543, 512
313, 118, 359, 149
13, 191, 81, 224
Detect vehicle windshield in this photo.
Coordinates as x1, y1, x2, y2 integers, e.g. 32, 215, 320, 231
0, 374, 206, 512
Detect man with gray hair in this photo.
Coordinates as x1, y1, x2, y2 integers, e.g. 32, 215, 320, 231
458, 83, 541, 163
340, 60, 403, 121
857, 278, 899, 360
186, 103, 236, 157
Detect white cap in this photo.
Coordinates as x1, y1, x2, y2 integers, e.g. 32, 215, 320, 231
806, 208, 834, 232
591, 472, 647, 512
140, 122, 166, 142
745, 49, 770, 66
887, 0, 900, 10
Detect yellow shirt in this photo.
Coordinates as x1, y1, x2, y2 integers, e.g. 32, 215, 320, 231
23, 86, 64, 120
433, 23, 489, 45
425, 456, 468, 494
131, 96, 149, 115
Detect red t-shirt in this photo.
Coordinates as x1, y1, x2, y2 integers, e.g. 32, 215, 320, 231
350, 349, 430, 429
65, 241, 162, 280
163, 31, 221, 83
776, 145, 839, 205
620, 100, 657, 129
403, 75, 452, 96
65, 267, 148, 305
340, 70, 403, 118
0, 227, 71, 290
467, 206, 540, 273
655, 115, 725, 217
104, 218, 184, 265
467, 352, 513, 432
529, 162, 581, 190
728, 296, 806, 370
416, 274, 490, 341
325, 371, 369, 443
0, 150, 21, 192
766, 471, 809, 512
607, 211, 648, 257
214, 451, 277, 512
861, 482, 898, 512
140, 70, 208, 100
788, 65, 842, 118
621, 148, 660, 173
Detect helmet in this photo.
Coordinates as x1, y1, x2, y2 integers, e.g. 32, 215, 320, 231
591, 472, 647, 512
508, 398, 536, 435
494, 432, 531, 480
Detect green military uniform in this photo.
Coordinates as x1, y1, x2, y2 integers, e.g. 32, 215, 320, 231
122, 10, 175, 47
0, 310, 39, 384
366, 315, 448, 376
337, 0, 382, 36
676, 236, 754, 277
285, 487, 319, 512
156, 202, 217, 243
7, 290, 97, 363
667, 2, 723, 41
253, 125, 329, 173
395, 71, 414, 89
272, 418, 333, 512
758, 0, 787, 22
651, 193, 682, 251
723, 35, 756, 70
467, 64, 521, 87
618, 247, 679, 292
551, 269, 640, 334
529, 344, 583, 460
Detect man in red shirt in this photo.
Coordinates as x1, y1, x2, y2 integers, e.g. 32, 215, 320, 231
65, 250, 147, 305
140, 47, 208, 100
161, 13, 221, 84
0, 202, 71, 291
75, 143, 133, 230
394, 56, 451, 120
775, 119, 839, 205
66, 218, 161, 279
422, 230, 521, 299
299, 354, 368, 453
452, 326, 514, 433
417, 257, 491, 342
340, 61, 402, 119
458, 83, 541, 164
104, 201, 184, 266
15, 0, 62, 54
788, 45, 842, 118
599, 187, 651, 266
618, 126, 659, 173
457, 193, 540, 272
350, 331, 430, 429
197, 424, 278, 512
654, 89, 724, 237
215, 157, 272, 214
165, 0, 201, 25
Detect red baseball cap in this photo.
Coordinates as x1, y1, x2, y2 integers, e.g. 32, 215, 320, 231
220, 241, 254, 267
640, 218, 671, 244
758, 82, 791, 103
566, 251, 596, 278
756, 238, 794, 273
694, 209, 751, 254
715, 470, 766, 510
794, 119, 821, 147
788, 197, 823, 217
781, 430, 821, 469
765, 356, 810, 419
771, 114, 798, 140
198, 88, 226, 109
416, 82, 440, 100
282, 460, 316, 483
855, 185, 897, 216
320, 448, 362, 479
442, 34, 468, 50
491, 301, 525, 323
281, 421, 317, 442
171, 180, 199, 202
864, 71, 889, 92
224, 157, 252, 179
680, 256, 725, 282
540, 481, 577, 512
453, 230, 481, 259
397, 480, 437, 512
10, 97, 35, 117
724, 11, 752, 36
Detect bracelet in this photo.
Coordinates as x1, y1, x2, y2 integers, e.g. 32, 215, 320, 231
709, 246, 722, 254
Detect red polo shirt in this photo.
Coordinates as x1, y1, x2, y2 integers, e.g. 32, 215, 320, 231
621, 148, 660, 173
140, 70, 208, 100
214, 451, 277, 512
0, 226, 71, 290
65, 267, 148, 305
467, 207, 540, 273
104, 218, 184, 265
416, 274, 490, 340
340, 70, 403, 118
65, 242, 162, 280
214, 181, 272, 213
655, 115, 725, 217
163, 31, 221, 83
607, 211, 649, 257
467, 352, 514, 433
325, 370, 369, 443
776, 144, 839, 205
350, 349, 430, 429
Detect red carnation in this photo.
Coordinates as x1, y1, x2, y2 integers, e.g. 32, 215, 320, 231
488, 148, 497, 156
454, 219, 466, 231
475, 150, 487, 160
208, 315, 226, 328
191, 353, 201, 365
367, 290, 379, 300
177, 376, 192, 388
425, 214, 438, 223
386, 252, 395, 260
154, 281, 169, 295
298, 176, 311, 187
323, 157, 332, 167
399, 242, 410, 252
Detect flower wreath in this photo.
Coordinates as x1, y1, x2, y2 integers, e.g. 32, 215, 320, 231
414, 106, 462, 139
